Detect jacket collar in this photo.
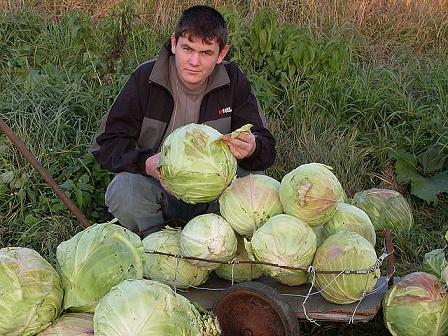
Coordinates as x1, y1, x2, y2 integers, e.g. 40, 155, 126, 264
149, 41, 230, 94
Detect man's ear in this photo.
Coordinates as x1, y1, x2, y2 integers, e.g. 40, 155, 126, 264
216, 45, 229, 64
170, 34, 177, 54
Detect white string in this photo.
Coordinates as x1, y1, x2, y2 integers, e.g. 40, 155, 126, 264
349, 273, 373, 324
145, 249, 391, 274
230, 258, 239, 286
302, 266, 320, 326
146, 247, 395, 324
190, 286, 228, 291
310, 269, 346, 295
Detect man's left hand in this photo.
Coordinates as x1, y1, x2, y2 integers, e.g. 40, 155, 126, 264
222, 132, 256, 159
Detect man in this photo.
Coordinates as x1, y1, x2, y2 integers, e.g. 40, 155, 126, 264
92, 5, 276, 237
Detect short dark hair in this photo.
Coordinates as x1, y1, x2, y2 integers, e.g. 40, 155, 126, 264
174, 5, 228, 51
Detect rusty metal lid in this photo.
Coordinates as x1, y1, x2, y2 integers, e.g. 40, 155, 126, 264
213, 281, 300, 336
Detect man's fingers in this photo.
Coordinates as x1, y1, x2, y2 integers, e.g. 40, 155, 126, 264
227, 137, 246, 147
223, 136, 252, 150
222, 132, 256, 159
227, 142, 245, 159
234, 132, 252, 142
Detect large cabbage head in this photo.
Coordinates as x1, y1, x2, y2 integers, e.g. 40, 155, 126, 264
142, 227, 209, 288
38, 313, 93, 335
159, 123, 237, 204
180, 214, 237, 270
245, 214, 316, 286
351, 188, 414, 232
312, 231, 379, 304
214, 236, 263, 282
56, 221, 145, 312
383, 272, 448, 336
322, 202, 376, 246
94, 279, 220, 336
279, 163, 345, 226
219, 174, 283, 237
0, 247, 63, 336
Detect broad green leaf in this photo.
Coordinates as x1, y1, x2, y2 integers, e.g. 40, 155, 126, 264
418, 145, 446, 174
388, 149, 418, 184
389, 148, 448, 205
410, 171, 448, 206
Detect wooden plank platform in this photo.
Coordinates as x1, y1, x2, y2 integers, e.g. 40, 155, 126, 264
180, 275, 391, 323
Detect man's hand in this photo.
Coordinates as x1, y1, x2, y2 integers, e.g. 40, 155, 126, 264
222, 132, 256, 160
145, 153, 161, 180
145, 153, 171, 193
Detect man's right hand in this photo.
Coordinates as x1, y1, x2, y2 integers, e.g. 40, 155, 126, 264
145, 153, 171, 194
145, 153, 161, 180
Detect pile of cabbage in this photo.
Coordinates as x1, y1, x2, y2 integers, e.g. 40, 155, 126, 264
0, 222, 221, 336
155, 124, 414, 302
1, 123, 420, 334
153, 131, 416, 306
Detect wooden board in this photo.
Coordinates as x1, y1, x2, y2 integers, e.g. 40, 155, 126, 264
180, 275, 392, 323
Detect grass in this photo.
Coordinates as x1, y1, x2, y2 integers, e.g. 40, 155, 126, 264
1, 1, 447, 335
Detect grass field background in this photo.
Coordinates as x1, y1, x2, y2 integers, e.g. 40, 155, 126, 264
1, 1, 447, 334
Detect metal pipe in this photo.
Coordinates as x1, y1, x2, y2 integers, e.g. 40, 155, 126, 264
0, 118, 91, 228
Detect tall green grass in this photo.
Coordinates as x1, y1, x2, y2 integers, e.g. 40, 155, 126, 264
1, 0, 447, 304
1, 3, 447, 335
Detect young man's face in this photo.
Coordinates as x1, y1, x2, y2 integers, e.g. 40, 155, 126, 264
171, 34, 228, 89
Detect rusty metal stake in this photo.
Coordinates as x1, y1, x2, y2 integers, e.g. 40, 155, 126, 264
384, 228, 395, 288
0, 118, 91, 228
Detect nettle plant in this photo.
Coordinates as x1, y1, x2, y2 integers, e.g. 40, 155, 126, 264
225, 8, 351, 88
389, 145, 448, 205
58, 153, 112, 221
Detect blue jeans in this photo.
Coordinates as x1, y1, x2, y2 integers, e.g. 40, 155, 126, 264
105, 167, 259, 237
105, 172, 219, 237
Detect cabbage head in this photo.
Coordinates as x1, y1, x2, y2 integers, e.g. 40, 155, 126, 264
219, 174, 283, 237
0, 247, 63, 336
143, 227, 209, 288
94, 279, 220, 336
56, 221, 144, 312
383, 272, 448, 336
322, 202, 376, 246
38, 313, 93, 336
159, 123, 237, 204
312, 231, 379, 304
279, 163, 345, 226
422, 249, 446, 279
215, 236, 263, 282
351, 188, 414, 232
442, 265, 448, 285
245, 214, 316, 286
180, 214, 237, 270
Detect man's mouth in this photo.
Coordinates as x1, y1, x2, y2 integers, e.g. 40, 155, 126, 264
186, 69, 200, 74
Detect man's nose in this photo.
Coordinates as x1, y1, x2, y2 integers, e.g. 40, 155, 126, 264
188, 52, 200, 66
